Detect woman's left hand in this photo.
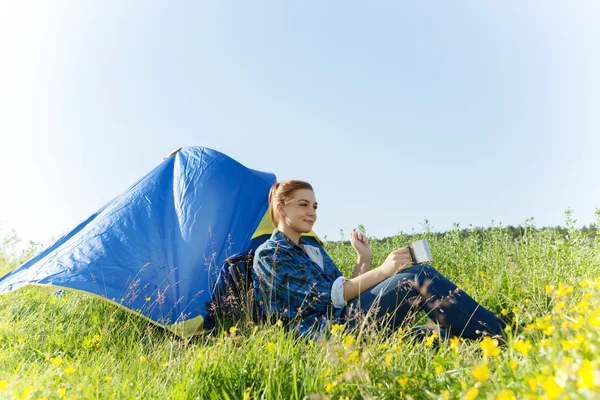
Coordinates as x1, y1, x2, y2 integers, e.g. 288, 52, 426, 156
350, 228, 372, 262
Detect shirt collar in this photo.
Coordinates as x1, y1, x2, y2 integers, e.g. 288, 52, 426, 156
271, 229, 307, 249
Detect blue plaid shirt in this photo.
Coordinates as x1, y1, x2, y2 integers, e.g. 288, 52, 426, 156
251, 229, 345, 336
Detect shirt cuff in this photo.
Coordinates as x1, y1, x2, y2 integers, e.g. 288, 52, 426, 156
331, 276, 348, 308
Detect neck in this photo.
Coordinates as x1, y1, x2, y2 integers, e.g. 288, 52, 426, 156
277, 224, 301, 244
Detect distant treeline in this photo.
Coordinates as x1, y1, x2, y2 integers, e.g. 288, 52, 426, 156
417, 224, 598, 241
329, 222, 599, 245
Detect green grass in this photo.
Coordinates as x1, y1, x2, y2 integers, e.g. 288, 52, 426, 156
1, 211, 599, 399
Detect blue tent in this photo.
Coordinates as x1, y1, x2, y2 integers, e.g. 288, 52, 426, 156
0, 147, 314, 336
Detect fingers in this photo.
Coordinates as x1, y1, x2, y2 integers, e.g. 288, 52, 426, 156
388, 248, 412, 266
350, 228, 368, 244
392, 247, 410, 255
397, 262, 412, 273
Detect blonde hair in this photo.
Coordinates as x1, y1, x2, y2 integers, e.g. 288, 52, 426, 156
269, 180, 314, 226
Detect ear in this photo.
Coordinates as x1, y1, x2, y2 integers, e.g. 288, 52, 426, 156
276, 203, 286, 218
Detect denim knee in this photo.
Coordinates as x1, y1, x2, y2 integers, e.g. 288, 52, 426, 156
406, 264, 447, 289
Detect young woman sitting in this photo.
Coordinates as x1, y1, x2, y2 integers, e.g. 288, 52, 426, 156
251, 180, 506, 339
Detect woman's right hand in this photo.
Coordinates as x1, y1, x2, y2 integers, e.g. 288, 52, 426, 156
380, 248, 413, 277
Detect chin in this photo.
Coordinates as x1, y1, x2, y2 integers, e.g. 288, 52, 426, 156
293, 223, 312, 233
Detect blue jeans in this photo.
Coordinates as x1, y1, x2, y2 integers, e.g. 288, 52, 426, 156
341, 264, 506, 339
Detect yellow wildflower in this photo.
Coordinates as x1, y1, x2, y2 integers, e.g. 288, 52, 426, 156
275, 320, 283, 327
435, 365, 443, 374
590, 309, 600, 327
57, 387, 66, 398
145, 297, 150, 302
553, 301, 565, 311
265, 342, 274, 352
348, 350, 359, 363
0, 381, 7, 390
510, 360, 518, 371
576, 360, 597, 390
543, 325, 556, 336
139, 355, 146, 362
542, 376, 564, 400
560, 334, 585, 350
64, 365, 75, 374
325, 382, 336, 393
480, 337, 500, 357
496, 390, 516, 400
539, 339, 550, 349
577, 299, 590, 312
569, 316, 585, 330
425, 332, 438, 347
229, 326, 237, 335
465, 387, 478, 400
51, 355, 63, 366
527, 377, 538, 391
243, 388, 251, 400
501, 309, 509, 316
440, 389, 449, 400
545, 284, 554, 294
385, 354, 392, 365
556, 283, 573, 298
331, 324, 345, 335
324, 367, 331, 378
21, 387, 34, 398
397, 376, 408, 388
342, 334, 355, 349
514, 339, 532, 357
460, 380, 467, 390
104, 376, 112, 382
450, 337, 460, 353
472, 363, 490, 382
579, 280, 590, 287
397, 326, 405, 335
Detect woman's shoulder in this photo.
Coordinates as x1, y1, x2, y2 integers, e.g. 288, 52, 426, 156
255, 237, 292, 258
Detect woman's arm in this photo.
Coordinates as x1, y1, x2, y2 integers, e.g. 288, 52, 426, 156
352, 257, 371, 278
350, 229, 372, 278
343, 247, 413, 302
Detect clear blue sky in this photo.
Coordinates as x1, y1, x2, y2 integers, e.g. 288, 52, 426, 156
1, 1, 599, 245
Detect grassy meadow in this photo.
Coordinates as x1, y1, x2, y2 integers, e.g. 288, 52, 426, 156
1, 210, 599, 399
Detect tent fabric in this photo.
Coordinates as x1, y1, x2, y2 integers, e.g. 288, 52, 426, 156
0, 147, 276, 336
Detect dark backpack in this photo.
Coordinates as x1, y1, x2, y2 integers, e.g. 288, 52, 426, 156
209, 250, 263, 324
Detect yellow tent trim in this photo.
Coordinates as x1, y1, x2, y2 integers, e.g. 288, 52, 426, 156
251, 208, 323, 245
26, 283, 203, 338
163, 147, 183, 160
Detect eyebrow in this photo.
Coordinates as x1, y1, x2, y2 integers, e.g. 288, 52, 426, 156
298, 199, 318, 205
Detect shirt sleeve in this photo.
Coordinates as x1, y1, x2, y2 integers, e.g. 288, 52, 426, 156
254, 245, 335, 315
331, 276, 348, 308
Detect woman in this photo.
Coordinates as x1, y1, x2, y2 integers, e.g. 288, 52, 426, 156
251, 180, 506, 339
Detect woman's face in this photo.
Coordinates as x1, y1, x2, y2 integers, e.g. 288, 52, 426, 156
278, 189, 318, 233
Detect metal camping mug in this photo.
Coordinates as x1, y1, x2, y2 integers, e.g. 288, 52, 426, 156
408, 239, 432, 264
